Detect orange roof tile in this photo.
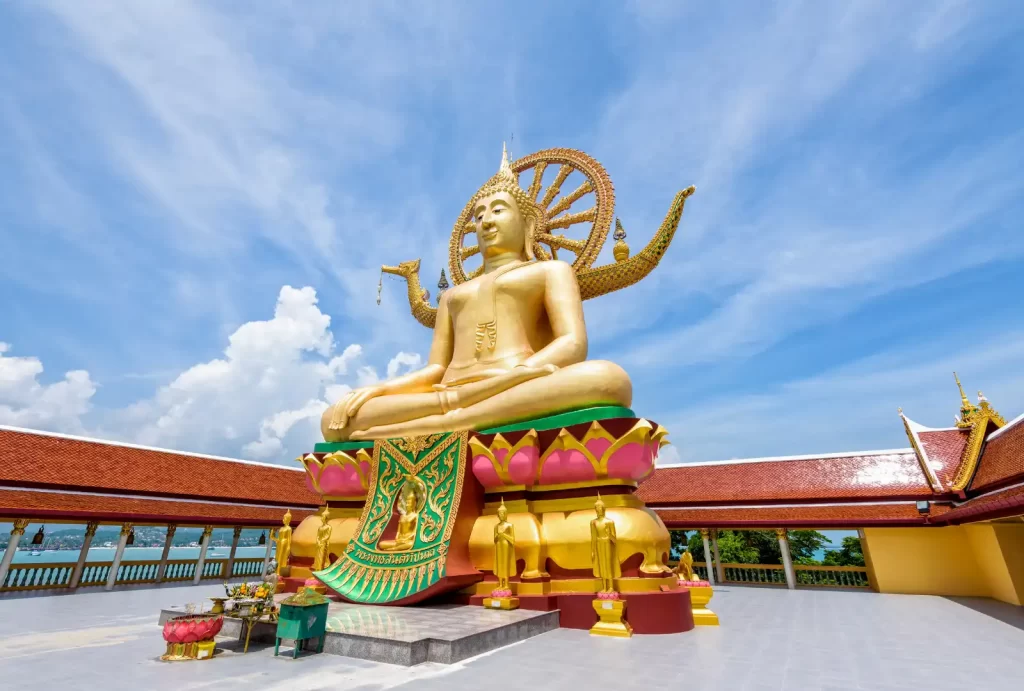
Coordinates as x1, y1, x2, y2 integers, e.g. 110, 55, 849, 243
969, 417, 1024, 492
655, 502, 941, 528
0, 427, 320, 507
638, 449, 935, 506
934, 483, 1024, 524
916, 429, 969, 488
0, 488, 315, 526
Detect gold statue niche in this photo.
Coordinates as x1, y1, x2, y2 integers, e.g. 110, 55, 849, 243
377, 475, 427, 552
322, 146, 695, 441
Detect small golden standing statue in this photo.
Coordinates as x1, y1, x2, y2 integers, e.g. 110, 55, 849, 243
590, 496, 621, 594
493, 499, 516, 593
677, 550, 695, 582
378, 476, 424, 552
484, 498, 520, 610
589, 496, 631, 637
313, 508, 333, 571
275, 510, 293, 577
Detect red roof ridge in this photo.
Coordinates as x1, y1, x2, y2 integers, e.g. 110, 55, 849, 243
986, 410, 1024, 442
654, 499, 922, 510
0, 424, 305, 473
656, 447, 914, 469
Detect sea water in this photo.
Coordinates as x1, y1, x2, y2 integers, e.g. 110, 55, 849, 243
5, 545, 268, 564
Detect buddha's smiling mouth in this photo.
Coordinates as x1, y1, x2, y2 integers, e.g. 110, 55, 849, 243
481, 229, 498, 241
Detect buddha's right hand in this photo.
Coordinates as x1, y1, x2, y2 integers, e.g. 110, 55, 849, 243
330, 385, 385, 430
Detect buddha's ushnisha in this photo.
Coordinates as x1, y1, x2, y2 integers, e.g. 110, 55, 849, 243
322, 145, 631, 441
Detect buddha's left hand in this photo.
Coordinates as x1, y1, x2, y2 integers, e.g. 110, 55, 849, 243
333, 385, 385, 430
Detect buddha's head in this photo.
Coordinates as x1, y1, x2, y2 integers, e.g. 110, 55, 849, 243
497, 498, 508, 522
282, 509, 292, 527
403, 489, 418, 514
594, 496, 606, 518
321, 508, 331, 523
469, 144, 542, 261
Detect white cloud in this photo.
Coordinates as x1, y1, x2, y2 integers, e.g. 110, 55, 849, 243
0, 343, 96, 434
1, 288, 423, 463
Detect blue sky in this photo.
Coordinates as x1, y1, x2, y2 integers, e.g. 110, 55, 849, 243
1, 1, 1022, 465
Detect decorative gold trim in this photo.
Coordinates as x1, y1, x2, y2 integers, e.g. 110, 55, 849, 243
484, 478, 638, 495
481, 492, 644, 516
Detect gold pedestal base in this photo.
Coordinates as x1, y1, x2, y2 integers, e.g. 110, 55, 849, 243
483, 596, 520, 610
589, 598, 633, 638
682, 584, 720, 626
160, 640, 216, 661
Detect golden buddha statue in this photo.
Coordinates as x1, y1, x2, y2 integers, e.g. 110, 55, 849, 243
313, 509, 332, 571
321, 145, 632, 441
378, 476, 424, 552
492, 499, 516, 592
591, 497, 621, 593
677, 550, 695, 581
275, 510, 293, 576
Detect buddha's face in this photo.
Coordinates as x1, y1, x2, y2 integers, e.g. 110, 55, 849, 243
283, 513, 291, 527
322, 510, 330, 523
403, 492, 418, 513
595, 502, 605, 518
473, 191, 531, 259
497, 505, 508, 521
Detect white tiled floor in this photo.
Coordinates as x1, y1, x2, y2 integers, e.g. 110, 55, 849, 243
1, 584, 1022, 690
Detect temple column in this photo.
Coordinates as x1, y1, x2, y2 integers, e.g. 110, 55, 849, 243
711, 529, 725, 584
104, 523, 132, 591
192, 525, 214, 585
0, 519, 30, 587
262, 528, 276, 576
69, 522, 99, 589
226, 526, 242, 579
700, 528, 716, 586
777, 528, 796, 590
156, 525, 177, 583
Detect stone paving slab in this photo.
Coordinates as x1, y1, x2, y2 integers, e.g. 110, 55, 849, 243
4, 583, 1024, 690
160, 599, 558, 665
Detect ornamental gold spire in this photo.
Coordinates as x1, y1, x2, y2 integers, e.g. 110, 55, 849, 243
954, 372, 981, 429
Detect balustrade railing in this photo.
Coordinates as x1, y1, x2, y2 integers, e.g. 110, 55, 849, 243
114, 559, 161, 585
1, 562, 77, 591
794, 564, 870, 588
722, 562, 788, 585
231, 557, 265, 578
161, 559, 197, 582
201, 558, 227, 580
79, 563, 111, 587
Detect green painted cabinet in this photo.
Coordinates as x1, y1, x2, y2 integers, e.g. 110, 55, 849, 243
274, 591, 329, 658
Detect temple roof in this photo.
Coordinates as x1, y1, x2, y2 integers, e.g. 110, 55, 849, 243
0, 425, 320, 526
637, 448, 935, 507
968, 412, 1024, 492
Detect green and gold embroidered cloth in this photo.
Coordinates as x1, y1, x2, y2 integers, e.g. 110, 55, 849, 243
313, 431, 468, 603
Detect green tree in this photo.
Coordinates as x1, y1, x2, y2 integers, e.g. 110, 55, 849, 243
821, 536, 865, 566
679, 529, 831, 565
669, 530, 689, 559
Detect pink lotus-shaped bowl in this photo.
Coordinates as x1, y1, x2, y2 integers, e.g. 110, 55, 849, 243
162, 614, 224, 644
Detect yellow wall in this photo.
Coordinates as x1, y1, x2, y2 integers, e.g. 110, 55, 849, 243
862, 525, 1024, 605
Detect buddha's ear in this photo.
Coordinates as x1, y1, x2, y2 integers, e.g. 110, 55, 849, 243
524, 214, 538, 260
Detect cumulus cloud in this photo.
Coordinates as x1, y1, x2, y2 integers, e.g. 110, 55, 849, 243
0, 343, 96, 434
1, 287, 421, 463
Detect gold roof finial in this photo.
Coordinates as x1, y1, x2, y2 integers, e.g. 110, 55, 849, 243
954, 372, 969, 408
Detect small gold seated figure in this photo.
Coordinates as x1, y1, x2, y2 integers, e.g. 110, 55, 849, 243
321, 146, 631, 442
377, 477, 424, 552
